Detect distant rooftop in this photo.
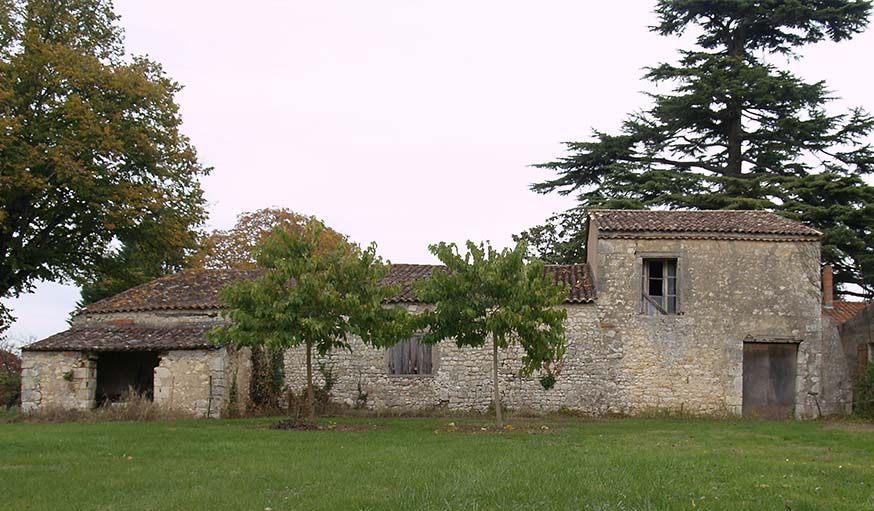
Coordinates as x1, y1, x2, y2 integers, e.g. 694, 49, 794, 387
589, 210, 821, 239
824, 301, 868, 326
80, 263, 595, 315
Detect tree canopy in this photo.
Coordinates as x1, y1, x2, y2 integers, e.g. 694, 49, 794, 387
209, 224, 411, 421
513, 209, 588, 265
194, 208, 346, 270
530, 0, 874, 296
0, 0, 209, 321
414, 241, 567, 427
79, 208, 344, 307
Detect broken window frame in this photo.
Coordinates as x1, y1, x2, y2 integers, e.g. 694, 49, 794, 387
387, 334, 434, 376
641, 257, 679, 315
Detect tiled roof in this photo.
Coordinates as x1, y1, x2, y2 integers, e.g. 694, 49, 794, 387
82, 263, 596, 314
84, 269, 263, 314
544, 264, 595, 303
590, 210, 821, 238
824, 301, 868, 326
23, 324, 218, 352
381, 264, 444, 303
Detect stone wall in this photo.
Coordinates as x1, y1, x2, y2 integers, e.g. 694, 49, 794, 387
23, 303, 252, 418
591, 236, 823, 417
225, 346, 253, 415
47, 309, 251, 418
154, 348, 231, 418
22, 346, 249, 418
74, 309, 222, 328
837, 304, 874, 410
283, 304, 627, 414
284, 237, 824, 418
820, 314, 853, 415
20, 351, 96, 413
24, 235, 832, 418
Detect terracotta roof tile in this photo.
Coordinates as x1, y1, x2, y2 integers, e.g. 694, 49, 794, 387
590, 210, 821, 238
544, 264, 595, 303
24, 324, 218, 352
82, 263, 596, 315
380, 264, 444, 303
84, 269, 262, 314
824, 300, 868, 326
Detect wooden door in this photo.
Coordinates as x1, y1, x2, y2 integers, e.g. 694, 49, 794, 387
742, 343, 798, 419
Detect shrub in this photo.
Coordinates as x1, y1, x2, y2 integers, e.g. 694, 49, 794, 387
15, 388, 191, 423
249, 345, 285, 411
285, 363, 338, 420
539, 374, 556, 391
853, 366, 874, 419
0, 348, 21, 408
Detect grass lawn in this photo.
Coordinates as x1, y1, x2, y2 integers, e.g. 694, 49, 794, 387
1, 416, 873, 510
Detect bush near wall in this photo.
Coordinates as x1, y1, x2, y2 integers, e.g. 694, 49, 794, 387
854, 366, 874, 419
248, 346, 285, 414
0, 349, 21, 408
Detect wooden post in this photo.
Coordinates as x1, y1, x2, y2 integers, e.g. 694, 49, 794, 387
493, 338, 502, 428
306, 341, 315, 422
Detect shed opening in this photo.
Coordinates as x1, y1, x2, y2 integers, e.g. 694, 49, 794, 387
95, 351, 159, 404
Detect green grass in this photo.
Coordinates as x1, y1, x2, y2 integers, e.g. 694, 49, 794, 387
1, 416, 873, 510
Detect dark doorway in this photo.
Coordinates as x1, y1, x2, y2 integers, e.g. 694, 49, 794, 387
96, 352, 159, 404
742, 342, 797, 419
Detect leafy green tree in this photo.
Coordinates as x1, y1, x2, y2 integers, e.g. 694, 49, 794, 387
513, 209, 587, 264
531, 0, 874, 297
0, 338, 21, 408
79, 243, 174, 306
81, 208, 348, 311
0, 0, 209, 324
414, 241, 567, 427
855, 365, 874, 418
209, 224, 411, 422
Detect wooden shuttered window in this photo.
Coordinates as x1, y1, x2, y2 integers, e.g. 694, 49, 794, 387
642, 258, 678, 315
859, 344, 870, 376
388, 334, 433, 375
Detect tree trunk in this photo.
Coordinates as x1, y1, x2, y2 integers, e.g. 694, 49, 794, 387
726, 109, 743, 177
305, 341, 315, 423
493, 338, 503, 428
725, 25, 746, 179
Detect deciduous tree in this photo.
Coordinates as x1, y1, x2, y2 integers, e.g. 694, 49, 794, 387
194, 208, 346, 270
513, 209, 587, 265
209, 224, 410, 422
531, 0, 874, 296
0, 0, 209, 322
414, 241, 567, 427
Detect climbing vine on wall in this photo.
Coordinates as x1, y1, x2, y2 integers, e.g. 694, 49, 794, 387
249, 346, 285, 411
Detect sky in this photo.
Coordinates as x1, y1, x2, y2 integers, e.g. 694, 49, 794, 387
4, 0, 874, 346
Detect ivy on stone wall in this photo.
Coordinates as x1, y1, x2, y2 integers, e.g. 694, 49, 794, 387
249, 346, 285, 411
854, 366, 874, 418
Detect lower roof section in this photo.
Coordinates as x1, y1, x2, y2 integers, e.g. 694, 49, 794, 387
24, 323, 219, 352
80, 263, 596, 315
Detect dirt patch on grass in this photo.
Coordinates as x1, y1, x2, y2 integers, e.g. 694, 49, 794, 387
821, 420, 874, 432
433, 421, 559, 434
268, 419, 384, 432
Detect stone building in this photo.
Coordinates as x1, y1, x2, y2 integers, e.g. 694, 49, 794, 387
20, 210, 870, 418
821, 299, 874, 414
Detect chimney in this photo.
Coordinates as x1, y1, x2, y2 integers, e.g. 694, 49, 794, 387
822, 264, 834, 309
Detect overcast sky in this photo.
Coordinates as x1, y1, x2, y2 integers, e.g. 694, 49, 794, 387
4, 0, 874, 345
